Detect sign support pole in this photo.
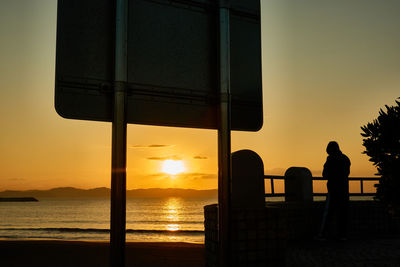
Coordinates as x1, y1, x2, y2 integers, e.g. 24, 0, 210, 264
111, 0, 128, 266
218, 1, 232, 266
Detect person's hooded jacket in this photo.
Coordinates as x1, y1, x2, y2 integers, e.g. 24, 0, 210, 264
323, 141, 351, 195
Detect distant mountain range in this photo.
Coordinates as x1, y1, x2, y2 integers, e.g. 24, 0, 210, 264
0, 187, 218, 199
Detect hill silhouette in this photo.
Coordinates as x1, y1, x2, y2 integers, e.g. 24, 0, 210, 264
0, 187, 217, 199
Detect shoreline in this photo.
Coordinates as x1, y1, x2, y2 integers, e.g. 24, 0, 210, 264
0, 239, 205, 267
0, 237, 204, 244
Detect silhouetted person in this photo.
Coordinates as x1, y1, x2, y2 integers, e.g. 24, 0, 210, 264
318, 141, 351, 240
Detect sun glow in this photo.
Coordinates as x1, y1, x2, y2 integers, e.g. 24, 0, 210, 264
161, 160, 185, 175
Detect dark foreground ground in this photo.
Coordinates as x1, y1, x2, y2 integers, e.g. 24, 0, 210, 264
0, 240, 204, 267
1, 238, 399, 266
286, 236, 400, 267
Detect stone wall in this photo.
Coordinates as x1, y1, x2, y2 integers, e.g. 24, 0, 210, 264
204, 201, 400, 267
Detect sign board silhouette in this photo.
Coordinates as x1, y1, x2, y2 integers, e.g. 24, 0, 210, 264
55, 0, 262, 131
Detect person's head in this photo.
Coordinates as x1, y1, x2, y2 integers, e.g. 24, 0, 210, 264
326, 141, 341, 155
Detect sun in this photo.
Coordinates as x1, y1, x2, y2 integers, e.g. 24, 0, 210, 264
162, 160, 185, 175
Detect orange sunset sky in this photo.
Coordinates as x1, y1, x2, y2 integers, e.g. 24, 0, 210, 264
0, 0, 399, 191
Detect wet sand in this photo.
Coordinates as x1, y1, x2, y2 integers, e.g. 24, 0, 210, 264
0, 240, 204, 267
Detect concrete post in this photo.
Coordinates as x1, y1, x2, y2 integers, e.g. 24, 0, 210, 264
231, 150, 265, 209
284, 167, 313, 202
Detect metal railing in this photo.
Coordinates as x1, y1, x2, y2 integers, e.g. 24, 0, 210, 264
264, 175, 379, 198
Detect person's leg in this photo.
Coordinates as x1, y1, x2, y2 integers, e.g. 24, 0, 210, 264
337, 195, 349, 239
318, 193, 332, 238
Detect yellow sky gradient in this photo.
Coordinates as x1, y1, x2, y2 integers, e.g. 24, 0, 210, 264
0, 0, 399, 191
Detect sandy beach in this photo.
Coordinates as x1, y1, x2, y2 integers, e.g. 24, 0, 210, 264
0, 240, 204, 267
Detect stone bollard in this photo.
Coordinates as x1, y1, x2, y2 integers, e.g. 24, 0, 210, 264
284, 167, 313, 202
205, 150, 267, 267
230, 150, 267, 266
231, 149, 265, 209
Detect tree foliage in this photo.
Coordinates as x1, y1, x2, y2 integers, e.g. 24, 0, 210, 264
361, 98, 400, 216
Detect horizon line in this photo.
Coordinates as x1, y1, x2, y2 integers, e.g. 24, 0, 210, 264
0, 187, 219, 192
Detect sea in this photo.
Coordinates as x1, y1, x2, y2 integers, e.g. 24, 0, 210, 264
0, 196, 374, 243
0, 197, 217, 243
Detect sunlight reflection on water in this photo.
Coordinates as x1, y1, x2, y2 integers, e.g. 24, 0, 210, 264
164, 198, 182, 232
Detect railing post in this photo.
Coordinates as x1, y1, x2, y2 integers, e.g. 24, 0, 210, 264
360, 178, 364, 194
270, 178, 275, 195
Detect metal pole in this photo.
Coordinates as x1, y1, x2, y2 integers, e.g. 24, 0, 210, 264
218, 1, 231, 266
111, 0, 128, 266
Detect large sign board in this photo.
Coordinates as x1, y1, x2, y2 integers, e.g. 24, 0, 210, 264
55, 0, 262, 131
